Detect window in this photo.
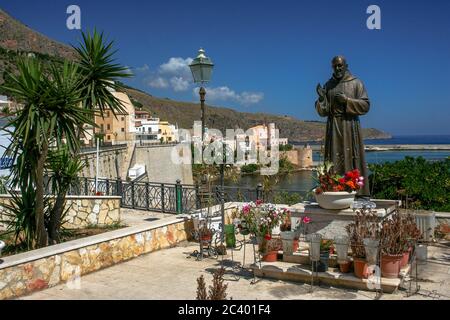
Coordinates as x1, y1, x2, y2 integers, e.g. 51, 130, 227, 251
121, 128, 125, 132
158, 129, 162, 133
100, 124, 104, 132
121, 117, 125, 121
107, 135, 111, 140
107, 124, 111, 130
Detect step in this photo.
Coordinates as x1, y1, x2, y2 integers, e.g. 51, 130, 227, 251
250, 260, 409, 294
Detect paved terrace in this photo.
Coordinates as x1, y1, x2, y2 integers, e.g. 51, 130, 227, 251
19, 209, 450, 300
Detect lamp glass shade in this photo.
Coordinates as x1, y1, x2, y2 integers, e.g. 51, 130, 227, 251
189, 48, 214, 83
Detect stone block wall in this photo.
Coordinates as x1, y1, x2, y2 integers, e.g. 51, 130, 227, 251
0, 195, 121, 229
64, 196, 121, 228
0, 219, 193, 299
281, 147, 313, 168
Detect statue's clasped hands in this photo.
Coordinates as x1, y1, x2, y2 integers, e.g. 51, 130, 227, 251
334, 92, 348, 104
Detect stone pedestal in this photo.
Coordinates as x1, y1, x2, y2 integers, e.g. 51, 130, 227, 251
289, 200, 399, 240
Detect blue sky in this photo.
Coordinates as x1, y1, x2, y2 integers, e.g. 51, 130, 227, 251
1, 0, 450, 135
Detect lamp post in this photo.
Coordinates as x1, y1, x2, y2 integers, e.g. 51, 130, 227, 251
189, 48, 214, 140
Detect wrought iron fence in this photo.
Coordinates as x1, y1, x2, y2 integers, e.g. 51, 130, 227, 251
44, 176, 310, 214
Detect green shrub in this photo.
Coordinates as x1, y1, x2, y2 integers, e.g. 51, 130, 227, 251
240, 163, 259, 174
369, 157, 450, 212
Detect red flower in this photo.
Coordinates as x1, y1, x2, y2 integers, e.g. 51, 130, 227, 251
256, 199, 263, 206
264, 234, 272, 240
303, 216, 311, 224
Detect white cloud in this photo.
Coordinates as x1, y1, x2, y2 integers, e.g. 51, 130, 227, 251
140, 57, 263, 103
194, 86, 264, 106
170, 77, 190, 92
239, 91, 264, 105
148, 77, 169, 89
135, 64, 150, 73
159, 57, 193, 78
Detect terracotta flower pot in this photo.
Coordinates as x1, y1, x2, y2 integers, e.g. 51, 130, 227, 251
262, 250, 278, 262
293, 239, 299, 253
381, 254, 402, 278
353, 258, 369, 279
399, 251, 410, 269
339, 261, 352, 273
200, 234, 212, 242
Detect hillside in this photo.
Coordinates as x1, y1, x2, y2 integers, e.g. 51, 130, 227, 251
0, 7, 391, 143
125, 87, 391, 143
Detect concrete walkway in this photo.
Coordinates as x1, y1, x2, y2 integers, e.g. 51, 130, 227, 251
20, 240, 450, 300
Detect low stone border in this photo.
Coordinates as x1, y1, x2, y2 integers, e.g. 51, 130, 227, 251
0, 216, 193, 300
0, 195, 121, 229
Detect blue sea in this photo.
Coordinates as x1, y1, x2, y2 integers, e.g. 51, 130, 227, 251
309, 135, 450, 164
365, 135, 450, 145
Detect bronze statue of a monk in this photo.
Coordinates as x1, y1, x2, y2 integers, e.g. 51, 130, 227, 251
315, 56, 370, 197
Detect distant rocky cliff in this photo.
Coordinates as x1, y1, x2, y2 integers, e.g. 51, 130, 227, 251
0, 8, 391, 143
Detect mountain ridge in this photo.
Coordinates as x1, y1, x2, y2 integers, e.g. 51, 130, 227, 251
0, 8, 391, 143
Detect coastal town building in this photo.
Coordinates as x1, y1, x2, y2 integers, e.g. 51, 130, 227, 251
82, 91, 179, 146
0, 95, 12, 114
247, 123, 289, 149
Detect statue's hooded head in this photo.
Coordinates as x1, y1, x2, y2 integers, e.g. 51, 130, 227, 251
332, 56, 348, 80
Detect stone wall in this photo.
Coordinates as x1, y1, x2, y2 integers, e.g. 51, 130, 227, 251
281, 146, 313, 168
0, 218, 193, 299
0, 195, 121, 229
133, 145, 194, 184
79, 143, 134, 180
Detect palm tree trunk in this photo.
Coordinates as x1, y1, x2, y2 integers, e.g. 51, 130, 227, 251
35, 142, 49, 248
48, 194, 65, 244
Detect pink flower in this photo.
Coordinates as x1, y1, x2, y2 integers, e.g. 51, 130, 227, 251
303, 216, 311, 224
242, 205, 250, 214
357, 181, 364, 187
256, 199, 263, 206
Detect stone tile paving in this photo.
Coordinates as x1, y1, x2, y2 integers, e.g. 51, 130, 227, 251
19, 240, 450, 300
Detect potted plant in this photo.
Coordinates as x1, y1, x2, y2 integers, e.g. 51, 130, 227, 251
262, 238, 282, 262
318, 239, 333, 271
240, 201, 287, 261
379, 211, 419, 278
199, 225, 213, 243
346, 210, 379, 278
399, 213, 421, 268
334, 236, 351, 273
314, 162, 365, 210
280, 210, 297, 256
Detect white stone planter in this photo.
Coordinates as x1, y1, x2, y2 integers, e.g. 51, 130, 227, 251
315, 191, 357, 210
280, 231, 297, 256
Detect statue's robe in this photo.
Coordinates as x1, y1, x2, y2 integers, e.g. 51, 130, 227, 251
315, 71, 370, 196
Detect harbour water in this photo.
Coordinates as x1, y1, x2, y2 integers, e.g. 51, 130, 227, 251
1, 127, 449, 190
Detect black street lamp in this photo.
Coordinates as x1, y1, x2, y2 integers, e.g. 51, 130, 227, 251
189, 48, 214, 140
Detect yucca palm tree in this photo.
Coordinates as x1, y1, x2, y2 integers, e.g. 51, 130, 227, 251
46, 147, 85, 244
2, 30, 131, 248
74, 30, 132, 134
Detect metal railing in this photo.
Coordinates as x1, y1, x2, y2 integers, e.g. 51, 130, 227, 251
44, 176, 310, 214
